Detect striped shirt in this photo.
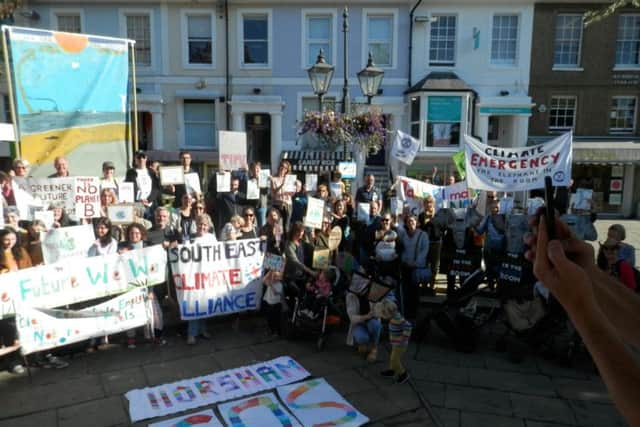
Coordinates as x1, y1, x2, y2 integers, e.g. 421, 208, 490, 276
389, 312, 412, 347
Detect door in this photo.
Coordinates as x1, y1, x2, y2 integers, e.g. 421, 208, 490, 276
246, 113, 271, 166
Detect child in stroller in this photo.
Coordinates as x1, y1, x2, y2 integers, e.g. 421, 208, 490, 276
299, 268, 336, 320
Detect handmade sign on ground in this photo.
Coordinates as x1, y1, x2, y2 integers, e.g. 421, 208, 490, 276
149, 410, 222, 427
125, 356, 310, 422
16, 287, 148, 355
169, 239, 264, 320
0, 245, 167, 318
218, 392, 300, 427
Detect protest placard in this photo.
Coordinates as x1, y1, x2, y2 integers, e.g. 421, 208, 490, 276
169, 239, 264, 320
305, 173, 318, 192
184, 172, 202, 194
389, 197, 403, 216
330, 182, 343, 199
390, 130, 419, 165
246, 179, 259, 200
571, 188, 593, 211
219, 131, 247, 170
443, 180, 472, 209
40, 224, 96, 264
149, 410, 222, 427
464, 132, 572, 191
119, 181, 135, 203
216, 172, 231, 193
284, 174, 297, 193
278, 378, 369, 427
263, 252, 285, 272
107, 204, 134, 224
398, 176, 444, 206
258, 169, 271, 188
338, 161, 357, 179
328, 226, 342, 251
159, 166, 185, 185
304, 197, 325, 229
357, 203, 370, 223
0, 245, 167, 318
33, 210, 54, 228
16, 287, 149, 355
125, 356, 310, 422
312, 249, 331, 269
74, 176, 101, 218
19, 177, 75, 215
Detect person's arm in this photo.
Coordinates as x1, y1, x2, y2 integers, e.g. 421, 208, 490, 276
284, 242, 313, 275
474, 216, 488, 235
533, 219, 640, 426
346, 293, 371, 324
416, 232, 430, 268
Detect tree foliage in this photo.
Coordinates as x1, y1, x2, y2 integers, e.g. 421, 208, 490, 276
584, 0, 640, 26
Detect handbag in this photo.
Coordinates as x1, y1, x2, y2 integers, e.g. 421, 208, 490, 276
503, 295, 546, 331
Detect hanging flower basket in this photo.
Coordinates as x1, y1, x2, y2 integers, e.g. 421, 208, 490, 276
298, 109, 388, 154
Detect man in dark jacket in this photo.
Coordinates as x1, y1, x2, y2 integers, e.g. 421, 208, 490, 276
124, 150, 161, 220
215, 177, 246, 237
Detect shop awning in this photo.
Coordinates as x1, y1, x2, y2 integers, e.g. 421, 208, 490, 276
573, 141, 640, 164
281, 150, 350, 172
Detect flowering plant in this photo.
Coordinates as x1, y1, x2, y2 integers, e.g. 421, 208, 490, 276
298, 109, 388, 153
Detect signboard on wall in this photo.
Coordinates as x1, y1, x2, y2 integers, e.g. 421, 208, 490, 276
427, 96, 462, 122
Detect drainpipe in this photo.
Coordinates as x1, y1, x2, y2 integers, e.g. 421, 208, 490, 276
408, 0, 423, 88
225, 0, 231, 129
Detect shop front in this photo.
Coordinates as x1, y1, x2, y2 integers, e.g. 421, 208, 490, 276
573, 141, 640, 217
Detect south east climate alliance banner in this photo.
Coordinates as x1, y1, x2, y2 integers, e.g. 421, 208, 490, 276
464, 132, 572, 191
5, 26, 130, 177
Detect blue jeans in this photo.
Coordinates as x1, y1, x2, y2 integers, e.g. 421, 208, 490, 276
352, 318, 382, 346
187, 319, 207, 337
256, 207, 267, 229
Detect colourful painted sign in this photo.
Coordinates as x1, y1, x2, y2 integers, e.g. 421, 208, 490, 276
169, 239, 264, 320
149, 409, 222, 427
0, 245, 167, 318
218, 393, 300, 427
6, 26, 130, 177
125, 356, 310, 422
16, 287, 148, 355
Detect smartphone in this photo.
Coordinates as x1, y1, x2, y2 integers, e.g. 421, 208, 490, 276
544, 176, 557, 240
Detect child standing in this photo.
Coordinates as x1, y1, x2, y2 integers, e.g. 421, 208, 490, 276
374, 298, 412, 384
263, 269, 284, 336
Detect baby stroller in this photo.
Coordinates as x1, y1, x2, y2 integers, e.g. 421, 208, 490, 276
285, 265, 343, 350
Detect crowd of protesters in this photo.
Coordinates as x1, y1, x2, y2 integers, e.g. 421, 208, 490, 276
0, 152, 638, 389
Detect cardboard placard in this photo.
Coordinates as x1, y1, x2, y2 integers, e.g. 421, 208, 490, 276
216, 172, 231, 193
74, 176, 101, 219
330, 182, 343, 199
159, 166, 185, 185
263, 252, 285, 272
357, 203, 370, 223
184, 172, 202, 194
338, 161, 357, 179
118, 181, 134, 203
258, 169, 271, 188
218, 131, 247, 170
328, 226, 342, 251
284, 175, 297, 193
305, 173, 318, 192
304, 197, 325, 230
107, 204, 134, 224
312, 249, 331, 270
246, 179, 259, 200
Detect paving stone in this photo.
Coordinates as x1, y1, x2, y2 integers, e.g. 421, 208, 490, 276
510, 393, 575, 425
377, 380, 422, 411
0, 410, 56, 427
458, 352, 487, 369
323, 369, 374, 395
484, 352, 540, 374
526, 422, 574, 427
569, 400, 627, 427
144, 353, 221, 385
468, 368, 556, 397
414, 346, 462, 366
414, 380, 446, 407
345, 388, 402, 422
460, 411, 525, 427
536, 359, 590, 380
210, 348, 258, 370
101, 366, 148, 396
552, 377, 611, 403
408, 360, 469, 385
296, 354, 351, 377
375, 408, 437, 426
445, 385, 512, 416
432, 406, 460, 427
1, 374, 104, 418
58, 395, 128, 427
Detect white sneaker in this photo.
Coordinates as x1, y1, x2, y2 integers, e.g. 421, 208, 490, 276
11, 364, 25, 374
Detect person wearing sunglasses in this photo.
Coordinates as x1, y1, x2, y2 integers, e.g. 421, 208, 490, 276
373, 213, 399, 278
599, 238, 636, 291
239, 207, 258, 239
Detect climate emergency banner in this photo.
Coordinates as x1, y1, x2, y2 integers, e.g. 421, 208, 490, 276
0, 245, 167, 318
464, 132, 572, 191
125, 356, 310, 422
169, 239, 264, 320
16, 287, 149, 355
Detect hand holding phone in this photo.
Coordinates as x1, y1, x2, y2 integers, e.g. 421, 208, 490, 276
544, 176, 557, 240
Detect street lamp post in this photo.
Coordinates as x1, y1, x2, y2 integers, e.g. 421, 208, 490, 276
306, 6, 385, 155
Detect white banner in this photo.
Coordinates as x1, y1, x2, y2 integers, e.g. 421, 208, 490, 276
16, 287, 149, 355
390, 130, 420, 165
443, 180, 473, 209
169, 239, 264, 320
125, 356, 310, 422
278, 378, 370, 427
40, 224, 96, 264
464, 132, 572, 191
0, 245, 167, 318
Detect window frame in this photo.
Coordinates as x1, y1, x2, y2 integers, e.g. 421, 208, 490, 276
180, 9, 216, 69
238, 8, 273, 69
179, 99, 218, 150
490, 14, 519, 67
51, 8, 84, 33
297, 91, 339, 121
615, 14, 640, 69
552, 13, 584, 70
301, 9, 337, 69
609, 96, 637, 134
362, 8, 399, 70
548, 95, 577, 132
428, 14, 457, 67
119, 8, 156, 71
